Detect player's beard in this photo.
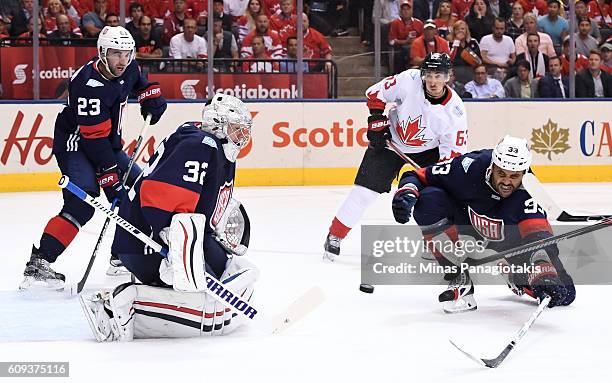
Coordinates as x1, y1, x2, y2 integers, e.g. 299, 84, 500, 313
496, 182, 515, 197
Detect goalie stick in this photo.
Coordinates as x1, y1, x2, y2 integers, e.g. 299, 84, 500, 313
450, 295, 551, 368
60, 176, 325, 333
76, 114, 152, 294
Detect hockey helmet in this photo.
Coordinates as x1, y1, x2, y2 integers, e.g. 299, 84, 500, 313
97, 26, 135, 73
420, 52, 452, 78
491, 135, 532, 172
202, 94, 253, 162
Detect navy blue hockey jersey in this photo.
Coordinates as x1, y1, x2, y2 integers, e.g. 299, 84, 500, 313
112, 122, 236, 255
53, 57, 148, 169
399, 149, 553, 252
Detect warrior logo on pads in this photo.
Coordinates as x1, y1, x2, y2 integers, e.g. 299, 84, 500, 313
212, 181, 233, 228
468, 206, 504, 241
206, 276, 258, 319
395, 115, 430, 147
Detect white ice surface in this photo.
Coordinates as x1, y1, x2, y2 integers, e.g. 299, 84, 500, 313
1, 183, 611, 382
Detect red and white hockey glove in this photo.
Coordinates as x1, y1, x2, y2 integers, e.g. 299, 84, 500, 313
366, 114, 391, 150
137, 82, 167, 125
97, 164, 124, 204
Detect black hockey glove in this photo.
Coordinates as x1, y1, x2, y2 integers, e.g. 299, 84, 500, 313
527, 251, 568, 308
97, 164, 124, 204
392, 183, 419, 224
138, 82, 167, 125
366, 114, 391, 150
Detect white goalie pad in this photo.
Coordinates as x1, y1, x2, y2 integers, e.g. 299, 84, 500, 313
214, 198, 250, 256
166, 213, 207, 292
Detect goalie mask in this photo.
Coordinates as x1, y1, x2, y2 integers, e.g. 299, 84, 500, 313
202, 94, 253, 162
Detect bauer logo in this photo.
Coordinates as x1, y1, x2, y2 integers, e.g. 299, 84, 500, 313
468, 206, 504, 241
13, 64, 28, 85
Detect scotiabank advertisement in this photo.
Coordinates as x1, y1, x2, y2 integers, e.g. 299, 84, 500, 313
0, 101, 611, 191
0, 47, 98, 99
148, 73, 329, 99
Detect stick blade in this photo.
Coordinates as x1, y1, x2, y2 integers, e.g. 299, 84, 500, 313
268, 286, 325, 334
448, 339, 487, 367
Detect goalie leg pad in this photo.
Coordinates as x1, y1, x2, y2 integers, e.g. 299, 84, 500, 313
80, 283, 138, 342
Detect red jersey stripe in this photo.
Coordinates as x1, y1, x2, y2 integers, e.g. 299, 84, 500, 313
415, 168, 428, 186
140, 180, 200, 213
518, 218, 552, 238
80, 119, 112, 139
134, 301, 202, 316
43, 215, 78, 247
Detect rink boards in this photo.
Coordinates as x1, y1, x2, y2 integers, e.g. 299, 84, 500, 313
0, 100, 611, 192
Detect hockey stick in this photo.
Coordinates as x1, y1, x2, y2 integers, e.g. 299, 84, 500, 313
60, 176, 325, 332
522, 173, 611, 222
449, 295, 550, 368
386, 139, 421, 169
75, 115, 152, 294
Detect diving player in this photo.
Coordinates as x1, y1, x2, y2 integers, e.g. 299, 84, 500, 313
19, 26, 167, 290
324, 53, 468, 261
392, 135, 576, 313
80, 94, 258, 340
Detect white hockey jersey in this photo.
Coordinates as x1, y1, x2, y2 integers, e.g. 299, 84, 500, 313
365, 69, 468, 161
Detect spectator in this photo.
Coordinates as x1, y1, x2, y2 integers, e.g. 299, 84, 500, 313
480, 17, 516, 75
602, 43, 612, 73
517, 0, 547, 16
18, 15, 46, 39
279, 35, 310, 72
413, 0, 442, 21
241, 14, 283, 58
447, 68, 472, 98
505, 1, 525, 41
388, 0, 424, 72
575, 15, 599, 56
61, 1, 83, 26
504, 60, 539, 97
163, 0, 192, 45
515, 13, 556, 57
242, 34, 279, 72
0, 16, 11, 40
464, 0, 495, 42
560, 35, 589, 75
270, 0, 296, 34
0, 1, 21, 22
537, 0, 568, 50
10, 0, 35, 36
434, 0, 457, 39
125, 2, 144, 37
169, 18, 207, 59
134, 15, 163, 58
448, 20, 482, 82
213, 0, 233, 31
237, 0, 264, 43
410, 19, 451, 67
516, 32, 549, 77
105, 12, 119, 26
212, 15, 238, 71
451, 0, 473, 20
44, 0, 80, 36
574, 0, 601, 42
81, 0, 107, 38
328, 0, 350, 36
465, 64, 506, 97
576, 49, 612, 97
280, 13, 333, 72
537, 56, 569, 97
488, 0, 511, 19
262, 0, 280, 17
225, 0, 250, 18
371, 0, 401, 50
189, 0, 210, 26
48, 14, 81, 45
587, 0, 612, 27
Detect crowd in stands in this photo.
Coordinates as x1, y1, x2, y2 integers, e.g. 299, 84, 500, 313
368, 0, 611, 98
0, 0, 337, 73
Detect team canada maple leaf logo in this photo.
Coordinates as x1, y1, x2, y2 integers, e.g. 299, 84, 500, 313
395, 115, 430, 147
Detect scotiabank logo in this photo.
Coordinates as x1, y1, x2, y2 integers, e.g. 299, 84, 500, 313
12, 64, 77, 85
181, 79, 200, 99
272, 119, 368, 148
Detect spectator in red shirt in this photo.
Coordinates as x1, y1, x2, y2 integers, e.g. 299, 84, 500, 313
44, 0, 80, 35
389, 0, 424, 72
263, 0, 281, 17
18, 15, 47, 39
452, 0, 474, 20
411, 19, 451, 67
560, 34, 589, 75
162, 0, 192, 45
280, 12, 333, 72
435, 0, 457, 39
270, 0, 295, 34
242, 34, 279, 72
237, 0, 264, 43
188, 0, 210, 26
587, 0, 612, 27
241, 14, 283, 59
517, 0, 548, 17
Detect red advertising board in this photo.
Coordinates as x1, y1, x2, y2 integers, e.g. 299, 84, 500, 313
1, 47, 98, 99
148, 73, 329, 99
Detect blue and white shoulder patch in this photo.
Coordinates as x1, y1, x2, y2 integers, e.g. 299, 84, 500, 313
202, 136, 218, 149
461, 157, 474, 173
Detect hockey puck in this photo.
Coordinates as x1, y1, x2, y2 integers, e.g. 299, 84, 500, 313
359, 283, 374, 294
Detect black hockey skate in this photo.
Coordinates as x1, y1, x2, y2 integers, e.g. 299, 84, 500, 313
323, 233, 341, 261
19, 246, 65, 290
438, 271, 477, 313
